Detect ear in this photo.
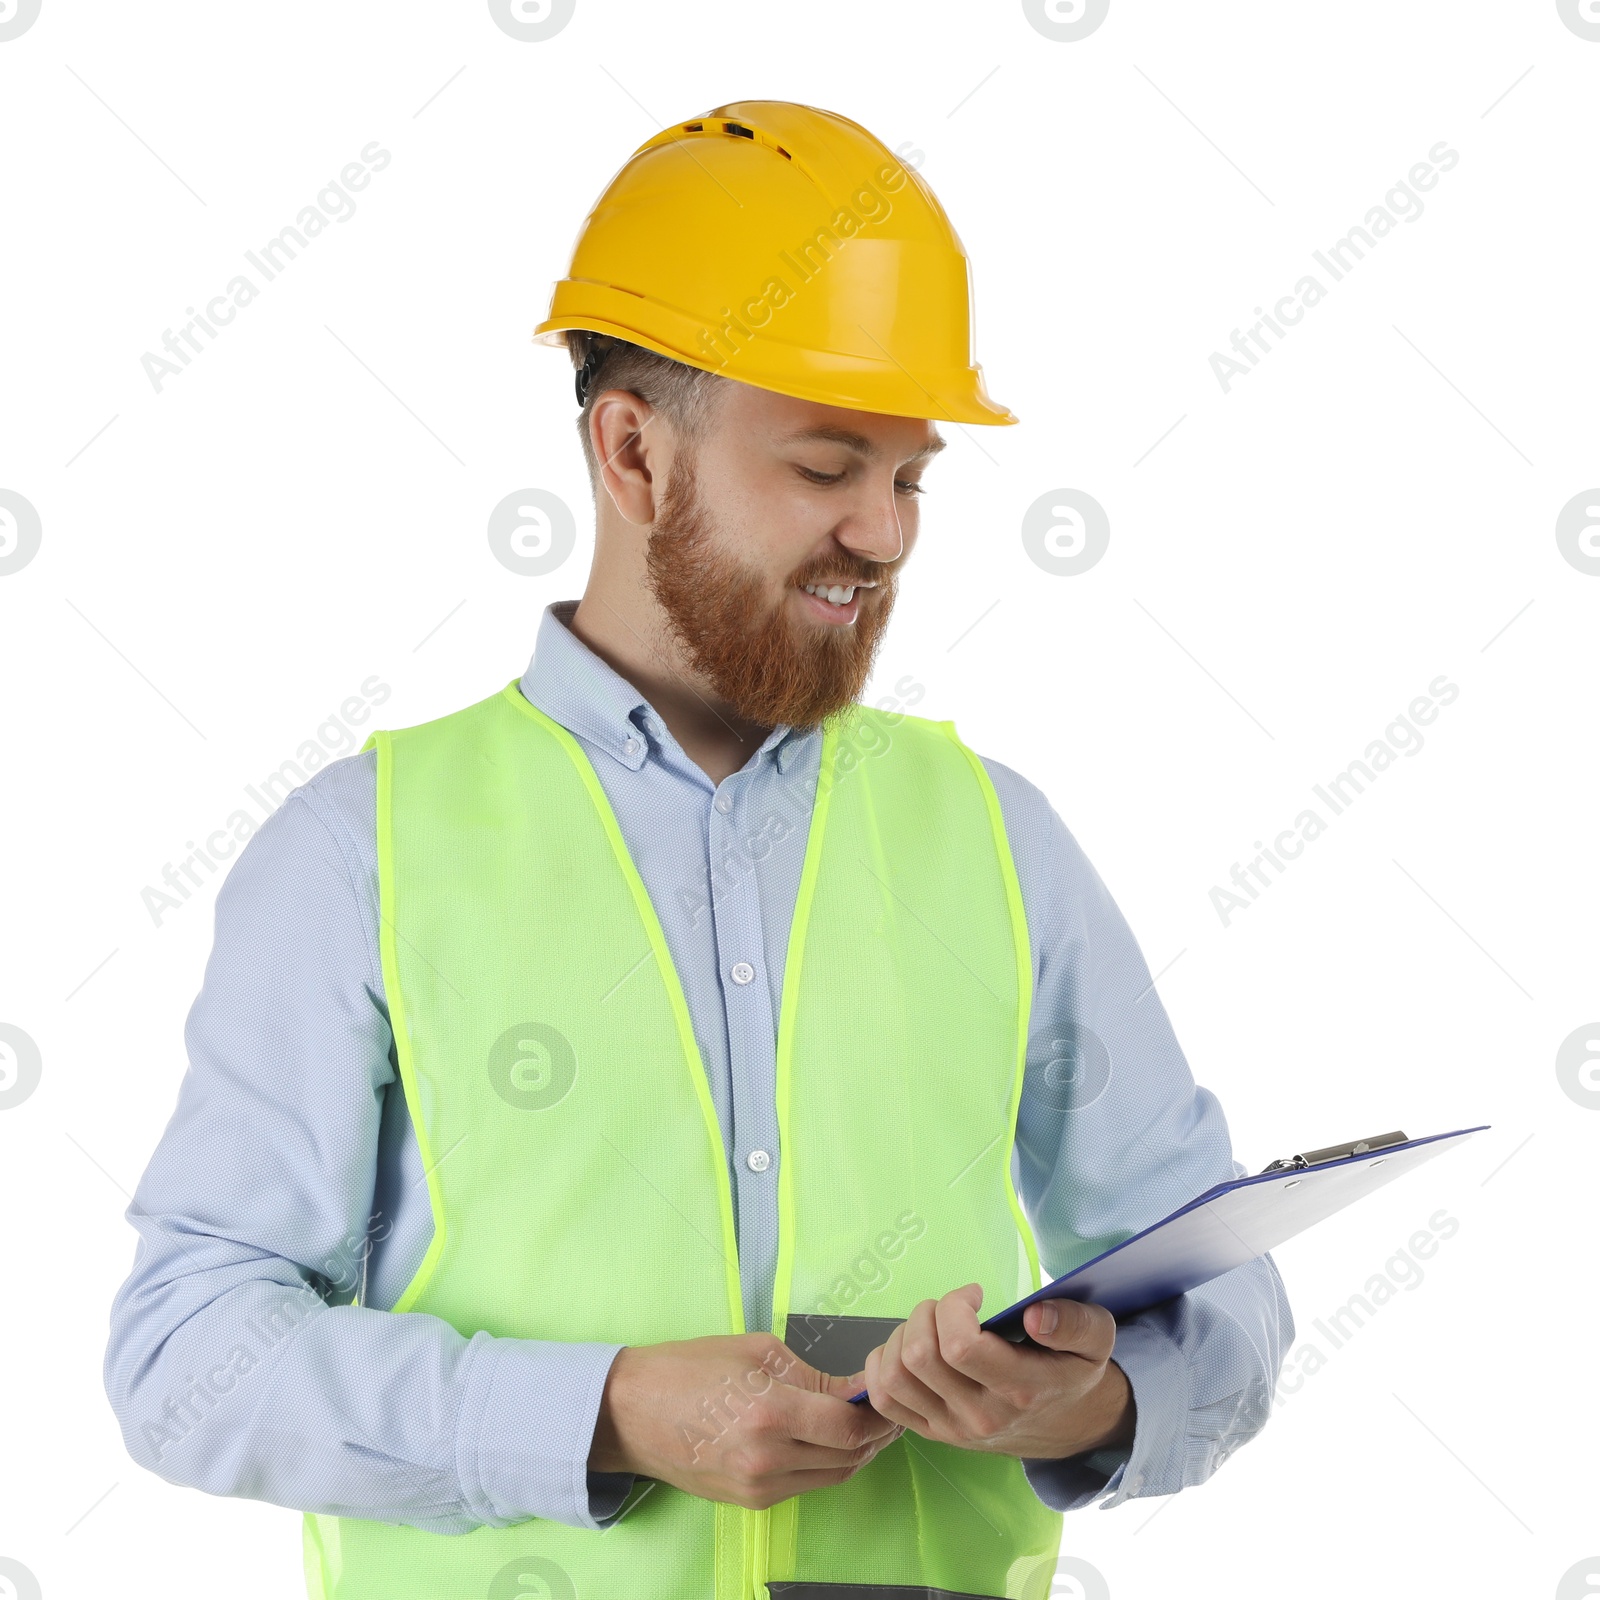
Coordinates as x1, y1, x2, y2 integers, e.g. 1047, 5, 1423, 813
590, 388, 663, 526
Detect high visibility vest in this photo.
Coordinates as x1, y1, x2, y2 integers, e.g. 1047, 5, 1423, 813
304, 682, 1065, 1600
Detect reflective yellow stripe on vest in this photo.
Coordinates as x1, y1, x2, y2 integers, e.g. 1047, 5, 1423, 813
305, 684, 1064, 1600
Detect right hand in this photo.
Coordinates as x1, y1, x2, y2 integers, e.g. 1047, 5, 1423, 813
589, 1332, 904, 1510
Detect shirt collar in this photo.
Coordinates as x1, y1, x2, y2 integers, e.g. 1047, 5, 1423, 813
519, 600, 812, 776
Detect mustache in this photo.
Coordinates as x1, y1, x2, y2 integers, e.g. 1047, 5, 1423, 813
791, 558, 898, 588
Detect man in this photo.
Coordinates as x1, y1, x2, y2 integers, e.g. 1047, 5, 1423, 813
106, 101, 1292, 1599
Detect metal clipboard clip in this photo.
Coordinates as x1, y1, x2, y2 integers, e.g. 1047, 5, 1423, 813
1258, 1129, 1409, 1175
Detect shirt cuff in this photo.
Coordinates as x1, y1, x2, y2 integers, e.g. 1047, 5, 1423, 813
1022, 1318, 1190, 1512
454, 1333, 635, 1530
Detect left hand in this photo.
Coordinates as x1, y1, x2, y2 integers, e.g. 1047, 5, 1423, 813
857, 1284, 1136, 1460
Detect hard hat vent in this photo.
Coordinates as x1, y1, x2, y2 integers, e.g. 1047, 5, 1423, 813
674, 118, 792, 160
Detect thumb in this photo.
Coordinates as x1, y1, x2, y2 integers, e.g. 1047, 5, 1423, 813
768, 1347, 839, 1393
820, 1366, 869, 1401
1024, 1295, 1089, 1350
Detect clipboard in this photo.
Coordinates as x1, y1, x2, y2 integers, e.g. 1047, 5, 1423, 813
845, 1123, 1487, 1403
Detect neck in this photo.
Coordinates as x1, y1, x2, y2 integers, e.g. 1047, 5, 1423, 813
566, 588, 773, 786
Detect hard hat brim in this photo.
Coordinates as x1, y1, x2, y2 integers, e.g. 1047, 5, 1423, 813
534, 303, 1018, 427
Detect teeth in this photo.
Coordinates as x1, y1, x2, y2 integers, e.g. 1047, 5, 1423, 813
804, 583, 859, 604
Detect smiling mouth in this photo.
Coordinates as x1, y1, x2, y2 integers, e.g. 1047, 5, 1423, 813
801, 580, 878, 608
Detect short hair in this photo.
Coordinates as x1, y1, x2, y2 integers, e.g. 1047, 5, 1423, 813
564, 330, 723, 493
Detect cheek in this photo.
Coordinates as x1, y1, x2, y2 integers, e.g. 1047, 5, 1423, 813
732, 477, 833, 570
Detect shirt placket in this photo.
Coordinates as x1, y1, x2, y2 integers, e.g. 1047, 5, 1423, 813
707, 762, 784, 1335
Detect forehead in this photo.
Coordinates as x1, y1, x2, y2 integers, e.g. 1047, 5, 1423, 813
775, 422, 947, 465
716, 379, 946, 463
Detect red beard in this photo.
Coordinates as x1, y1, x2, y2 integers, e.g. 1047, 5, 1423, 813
644, 457, 899, 733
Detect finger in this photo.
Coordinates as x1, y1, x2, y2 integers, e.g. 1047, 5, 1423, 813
819, 1367, 876, 1404
934, 1292, 1113, 1408
732, 1337, 889, 1427
1022, 1296, 1117, 1360
771, 1346, 898, 1441
901, 1291, 987, 1407
872, 1303, 969, 1428
762, 1340, 846, 1394
732, 1446, 895, 1507
762, 1343, 879, 1401
831, 1368, 904, 1441
721, 1428, 895, 1477
918, 1284, 1002, 1403
864, 1340, 932, 1434
823, 1365, 899, 1418
765, 1372, 902, 1450
774, 1350, 902, 1440
933, 1295, 1115, 1400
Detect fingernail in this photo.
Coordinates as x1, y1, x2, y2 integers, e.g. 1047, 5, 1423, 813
1040, 1302, 1058, 1335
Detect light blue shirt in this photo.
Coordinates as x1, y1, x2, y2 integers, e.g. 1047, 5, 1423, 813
105, 600, 1293, 1533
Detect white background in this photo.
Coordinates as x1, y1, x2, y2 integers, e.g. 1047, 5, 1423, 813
2, 1, 1597, 1596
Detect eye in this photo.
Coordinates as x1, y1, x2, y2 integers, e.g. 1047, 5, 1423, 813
796, 464, 925, 496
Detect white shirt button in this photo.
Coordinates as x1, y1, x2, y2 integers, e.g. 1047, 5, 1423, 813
746, 1149, 771, 1172
622, 736, 641, 757
730, 961, 755, 985
714, 792, 733, 814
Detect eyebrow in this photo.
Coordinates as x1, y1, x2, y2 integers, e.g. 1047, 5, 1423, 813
777, 425, 948, 464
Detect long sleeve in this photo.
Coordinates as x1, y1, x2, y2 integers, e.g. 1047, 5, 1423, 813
102, 758, 632, 1532
984, 759, 1296, 1511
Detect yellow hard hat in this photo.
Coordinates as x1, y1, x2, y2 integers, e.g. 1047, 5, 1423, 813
533, 100, 1016, 426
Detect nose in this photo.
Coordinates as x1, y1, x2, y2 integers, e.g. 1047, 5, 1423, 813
836, 476, 909, 566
